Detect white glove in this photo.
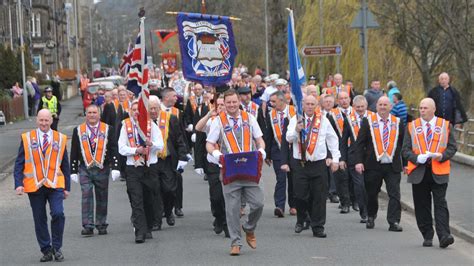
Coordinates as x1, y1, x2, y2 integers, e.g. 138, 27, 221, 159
258, 148, 266, 160
177, 160, 188, 171
111, 170, 121, 181
194, 168, 204, 175
191, 133, 196, 143
416, 154, 430, 164
207, 153, 221, 167
186, 124, 194, 132
212, 150, 223, 161
186, 153, 193, 162
70, 174, 79, 184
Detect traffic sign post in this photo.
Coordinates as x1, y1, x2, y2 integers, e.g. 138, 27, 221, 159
301, 45, 343, 76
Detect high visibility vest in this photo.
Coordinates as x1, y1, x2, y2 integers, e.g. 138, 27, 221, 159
77, 122, 109, 169
270, 105, 296, 148
21, 130, 67, 193
218, 111, 253, 154
406, 117, 450, 175
367, 113, 400, 162
42, 96, 58, 115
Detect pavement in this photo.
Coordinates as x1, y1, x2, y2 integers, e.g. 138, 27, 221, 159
0, 96, 473, 264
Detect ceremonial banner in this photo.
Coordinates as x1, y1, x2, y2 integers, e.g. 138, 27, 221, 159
176, 12, 237, 86
220, 151, 263, 185
161, 52, 178, 74
155, 29, 177, 44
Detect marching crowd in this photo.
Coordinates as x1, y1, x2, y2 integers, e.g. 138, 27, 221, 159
12, 65, 467, 260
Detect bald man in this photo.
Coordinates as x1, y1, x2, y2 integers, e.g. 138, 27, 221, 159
353, 96, 404, 232
14, 109, 71, 262
427, 72, 467, 128
402, 98, 457, 248
323, 73, 355, 100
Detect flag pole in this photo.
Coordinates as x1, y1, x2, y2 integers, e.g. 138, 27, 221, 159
149, 30, 155, 66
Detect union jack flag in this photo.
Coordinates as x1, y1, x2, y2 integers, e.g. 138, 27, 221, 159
119, 42, 133, 77
127, 17, 150, 143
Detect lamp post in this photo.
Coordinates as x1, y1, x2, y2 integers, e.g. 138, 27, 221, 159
89, 6, 93, 74
17, 0, 29, 119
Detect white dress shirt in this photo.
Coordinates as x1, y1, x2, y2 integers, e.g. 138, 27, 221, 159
340, 106, 352, 117
207, 112, 263, 145
286, 114, 340, 162
118, 119, 164, 166
37, 129, 53, 150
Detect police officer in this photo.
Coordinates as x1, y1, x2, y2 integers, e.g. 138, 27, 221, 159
70, 104, 120, 236
14, 109, 70, 262
37, 87, 61, 130
286, 95, 340, 237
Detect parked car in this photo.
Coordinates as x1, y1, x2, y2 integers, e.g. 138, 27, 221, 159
82, 81, 115, 110
93, 75, 124, 86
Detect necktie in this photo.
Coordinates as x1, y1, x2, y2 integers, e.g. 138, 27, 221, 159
231, 117, 239, 131
42, 133, 49, 155
426, 122, 432, 149
279, 112, 285, 127
344, 109, 349, 116
382, 119, 389, 150
197, 97, 201, 106
134, 125, 144, 145
90, 127, 97, 152
306, 117, 312, 131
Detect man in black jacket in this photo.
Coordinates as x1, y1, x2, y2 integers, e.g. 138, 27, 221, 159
354, 96, 404, 232
70, 104, 120, 236
428, 72, 468, 128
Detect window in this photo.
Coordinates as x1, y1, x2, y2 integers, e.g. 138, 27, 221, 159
31, 13, 41, 37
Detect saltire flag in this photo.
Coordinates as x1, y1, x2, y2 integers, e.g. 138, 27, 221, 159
287, 9, 305, 116
176, 12, 237, 86
154, 29, 177, 44
119, 42, 133, 77
127, 17, 150, 142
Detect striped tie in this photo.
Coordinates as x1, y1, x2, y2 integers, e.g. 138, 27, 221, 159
90, 127, 97, 152
382, 119, 389, 150
279, 112, 285, 128
306, 117, 312, 131
426, 122, 432, 149
42, 133, 49, 155
231, 117, 239, 131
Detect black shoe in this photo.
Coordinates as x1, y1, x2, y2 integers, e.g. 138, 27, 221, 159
423, 239, 433, 247
135, 234, 145, 243
120, 177, 126, 182
366, 217, 375, 229
360, 217, 367, 223
388, 223, 403, 232
214, 222, 224, 234
145, 232, 153, 239
223, 224, 230, 238
175, 208, 184, 217
152, 223, 162, 231
53, 249, 64, 262
40, 250, 53, 262
439, 235, 454, 248
340, 206, 350, 214
329, 195, 339, 203
166, 214, 175, 226
274, 207, 284, 218
81, 228, 94, 236
303, 221, 311, 230
98, 228, 107, 235
313, 229, 327, 238
295, 223, 304, 233
352, 202, 360, 212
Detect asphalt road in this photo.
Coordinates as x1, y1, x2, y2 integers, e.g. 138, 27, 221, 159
0, 96, 473, 265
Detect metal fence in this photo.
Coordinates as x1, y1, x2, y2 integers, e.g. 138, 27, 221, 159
0, 96, 25, 123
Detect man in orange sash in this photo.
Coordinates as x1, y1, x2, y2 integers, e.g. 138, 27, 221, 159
14, 109, 70, 262
354, 96, 404, 232
265, 91, 297, 217
402, 98, 457, 248
118, 101, 164, 243
286, 95, 340, 238
238, 86, 266, 133
206, 89, 266, 256
70, 104, 120, 236
323, 73, 354, 100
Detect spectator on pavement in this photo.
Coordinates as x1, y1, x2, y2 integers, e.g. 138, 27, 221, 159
390, 93, 408, 124
364, 79, 384, 112
386, 80, 400, 104
10, 82, 23, 98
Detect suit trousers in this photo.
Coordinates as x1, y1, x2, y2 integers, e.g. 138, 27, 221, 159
126, 164, 159, 236
78, 165, 110, 229
327, 167, 337, 195
207, 163, 226, 225
272, 158, 295, 210
291, 159, 328, 230
158, 157, 177, 217
333, 168, 351, 207
365, 165, 401, 224
28, 186, 65, 254
223, 180, 264, 247
348, 167, 368, 218
412, 167, 450, 240
175, 172, 183, 209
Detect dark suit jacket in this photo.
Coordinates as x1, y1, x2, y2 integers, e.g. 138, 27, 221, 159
264, 112, 284, 161
353, 116, 404, 172
401, 121, 457, 184
326, 113, 350, 162
100, 102, 117, 127
154, 115, 188, 168
280, 117, 292, 166
428, 85, 468, 125
70, 124, 119, 174
191, 104, 210, 169
14, 138, 71, 191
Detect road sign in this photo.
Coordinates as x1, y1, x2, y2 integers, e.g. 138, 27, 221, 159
301, 45, 342, 57
350, 9, 379, 29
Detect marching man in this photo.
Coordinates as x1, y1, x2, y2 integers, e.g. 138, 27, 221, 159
206, 89, 266, 256
70, 104, 120, 236
14, 109, 70, 262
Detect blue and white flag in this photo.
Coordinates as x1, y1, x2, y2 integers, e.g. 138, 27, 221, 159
176, 12, 237, 86
287, 9, 305, 116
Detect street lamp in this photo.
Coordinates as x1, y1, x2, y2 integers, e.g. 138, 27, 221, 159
16, 0, 29, 119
